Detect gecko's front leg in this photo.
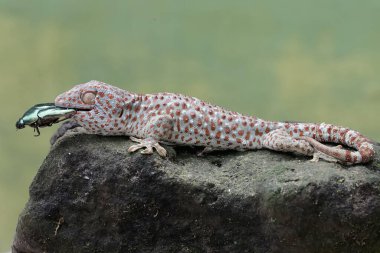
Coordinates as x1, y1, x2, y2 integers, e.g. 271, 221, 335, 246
128, 136, 167, 156
127, 115, 174, 157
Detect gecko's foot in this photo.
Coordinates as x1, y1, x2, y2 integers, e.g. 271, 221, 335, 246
50, 120, 82, 145
128, 136, 167, 157
310, 150, 340, 163
307, 143, 348, 164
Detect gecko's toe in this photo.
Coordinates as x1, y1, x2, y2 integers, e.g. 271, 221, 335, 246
154, 144, 167, 157
140, 147, 154, 154
130, 136, 142, 143
128, 144, 145, 153
310, 152, 320, 162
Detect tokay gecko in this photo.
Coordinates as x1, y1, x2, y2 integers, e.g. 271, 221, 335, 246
55, 80, 375, 164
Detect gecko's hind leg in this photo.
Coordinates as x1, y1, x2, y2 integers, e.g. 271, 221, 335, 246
262, 129, 314, 157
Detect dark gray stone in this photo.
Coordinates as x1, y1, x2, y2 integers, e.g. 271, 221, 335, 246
12, 131, 380, 253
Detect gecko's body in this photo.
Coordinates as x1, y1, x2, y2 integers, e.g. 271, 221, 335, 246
55, 80, 375, 164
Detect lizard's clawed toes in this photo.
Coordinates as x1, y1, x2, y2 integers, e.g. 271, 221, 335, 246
128, 136, 167, 157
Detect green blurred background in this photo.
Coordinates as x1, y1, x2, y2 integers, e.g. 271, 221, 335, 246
0, 0, 379, 250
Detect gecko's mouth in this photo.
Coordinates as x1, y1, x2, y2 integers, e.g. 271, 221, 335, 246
54, 103, 93, 112
73, 108, 92, 112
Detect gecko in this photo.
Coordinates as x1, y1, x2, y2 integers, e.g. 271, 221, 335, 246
54, 80, 375, 164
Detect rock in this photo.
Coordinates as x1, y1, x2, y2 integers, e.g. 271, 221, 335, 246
12, 131, 380, 253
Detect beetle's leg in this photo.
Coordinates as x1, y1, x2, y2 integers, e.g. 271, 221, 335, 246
34, 126, 41, 137
33, 114, 43, 136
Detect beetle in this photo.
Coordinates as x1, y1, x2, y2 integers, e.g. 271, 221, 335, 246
16, 103, 76, 136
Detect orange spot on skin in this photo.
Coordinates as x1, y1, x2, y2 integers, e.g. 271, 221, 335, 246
245, 132, 251, 140
216, 132, 221, 139
108, 94, 114, 99
211, 122, 216, 131
183, 115, 189, 123
238, 130, 244, 136
345, 150, 351, 162
255, 129, 262, 136
205, 128, 210, 136
265, 127, 270, 134
236, 138, 242, 144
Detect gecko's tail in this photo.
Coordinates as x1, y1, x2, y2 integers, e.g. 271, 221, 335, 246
298, 123, 375, 164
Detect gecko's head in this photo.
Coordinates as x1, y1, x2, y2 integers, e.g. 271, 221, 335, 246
55, 80, 131, 133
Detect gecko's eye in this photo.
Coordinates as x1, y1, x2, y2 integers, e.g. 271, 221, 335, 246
81, 91, 97, 105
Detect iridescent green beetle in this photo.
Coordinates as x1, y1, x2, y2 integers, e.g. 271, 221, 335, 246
16, 103, 76, 136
